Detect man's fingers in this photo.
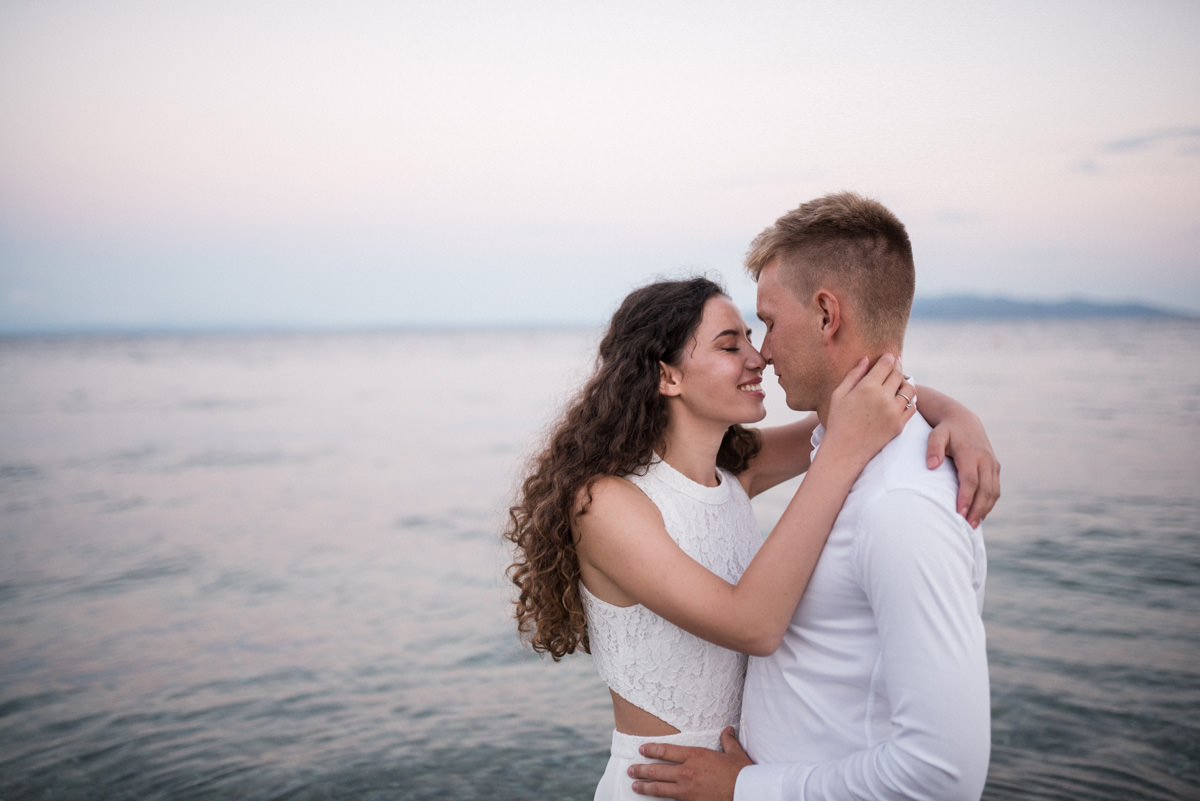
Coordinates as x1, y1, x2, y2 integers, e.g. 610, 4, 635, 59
631, 779, 681, 798
627, 761, 679, 782
719, 727, 747, 759
631, 732, 751, 799
638, 742, 691, 763
628, 759, 686, 799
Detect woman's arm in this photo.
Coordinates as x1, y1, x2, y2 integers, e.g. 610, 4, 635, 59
740, 385, 1001, 526
576, 356, 912, 657
915, 386, 1001, 528
737, 415, 819, 498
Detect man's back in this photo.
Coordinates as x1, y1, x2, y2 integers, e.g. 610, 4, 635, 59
737, 413, 990, 800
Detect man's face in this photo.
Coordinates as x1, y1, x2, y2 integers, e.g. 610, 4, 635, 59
756, 258, 826, 412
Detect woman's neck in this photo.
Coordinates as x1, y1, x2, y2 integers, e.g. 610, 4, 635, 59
659, 418, 725, 487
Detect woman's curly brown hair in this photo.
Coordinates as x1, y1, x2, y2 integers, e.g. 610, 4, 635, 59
503, 277, 761, 659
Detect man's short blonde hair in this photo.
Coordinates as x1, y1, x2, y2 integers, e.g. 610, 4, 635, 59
746, 192, 915, 348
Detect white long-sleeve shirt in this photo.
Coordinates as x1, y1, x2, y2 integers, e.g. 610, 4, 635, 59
735, 415, 991, 801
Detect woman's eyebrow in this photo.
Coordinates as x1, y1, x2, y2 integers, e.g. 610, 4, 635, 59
711, 327, 753, 342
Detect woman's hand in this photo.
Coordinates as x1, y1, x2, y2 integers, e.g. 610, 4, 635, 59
821, 354, 915, 468
919, 387, 1001, 528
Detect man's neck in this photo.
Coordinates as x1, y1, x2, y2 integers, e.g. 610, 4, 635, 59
815, 348, 903, 428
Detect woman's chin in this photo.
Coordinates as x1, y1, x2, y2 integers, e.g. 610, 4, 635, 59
744, 406, 769, 424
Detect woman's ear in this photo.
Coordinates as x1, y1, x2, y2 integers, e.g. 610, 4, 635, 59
659, 361, 684, 396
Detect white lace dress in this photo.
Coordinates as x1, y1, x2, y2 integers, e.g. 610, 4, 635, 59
581, 456, 763, 800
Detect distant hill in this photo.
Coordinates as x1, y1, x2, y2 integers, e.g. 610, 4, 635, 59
911, 295, 1194, 320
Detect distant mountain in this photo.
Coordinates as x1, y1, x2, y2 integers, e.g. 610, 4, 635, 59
911, 295, 1194, 320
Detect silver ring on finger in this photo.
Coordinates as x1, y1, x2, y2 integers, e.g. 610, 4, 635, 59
897, 391, 913, 410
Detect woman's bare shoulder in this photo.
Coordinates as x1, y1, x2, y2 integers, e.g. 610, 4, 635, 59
574, 473, 652, 518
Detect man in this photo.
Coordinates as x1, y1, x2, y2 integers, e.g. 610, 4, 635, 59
629, 192, 992, 800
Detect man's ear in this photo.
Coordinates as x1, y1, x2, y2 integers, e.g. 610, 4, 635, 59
659, 361, 684, 396
815, 290, 841, 343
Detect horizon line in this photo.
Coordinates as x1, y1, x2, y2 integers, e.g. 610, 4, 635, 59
1, 293, 1196, 339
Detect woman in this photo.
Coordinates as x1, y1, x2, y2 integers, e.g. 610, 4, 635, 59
504, 277, 993, 800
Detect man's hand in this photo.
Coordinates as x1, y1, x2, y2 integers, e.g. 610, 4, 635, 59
629, 727, 752, 801
926, 408, 1001, 529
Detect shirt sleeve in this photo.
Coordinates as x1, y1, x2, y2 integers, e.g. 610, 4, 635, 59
734, 762, 812, 800
738, 488, 991, 801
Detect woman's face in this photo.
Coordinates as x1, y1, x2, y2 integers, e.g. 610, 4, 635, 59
660, 295, 768, 428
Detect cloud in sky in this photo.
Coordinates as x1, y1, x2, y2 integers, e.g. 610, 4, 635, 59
1104, 127, 1200, 154
1, 0, 1198, 332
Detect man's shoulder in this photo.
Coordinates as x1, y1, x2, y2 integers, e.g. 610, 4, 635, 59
863, 414, 956, 496
854, 419, 983, 566
851, 416, 973, 541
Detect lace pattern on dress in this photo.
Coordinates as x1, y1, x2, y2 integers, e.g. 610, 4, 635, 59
581, 457, 762, 732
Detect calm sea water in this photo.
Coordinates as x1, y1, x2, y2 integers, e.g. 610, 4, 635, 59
1, 320, 1197, 800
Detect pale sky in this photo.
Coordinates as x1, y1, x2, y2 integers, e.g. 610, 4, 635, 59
1, 0, 1198, 332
